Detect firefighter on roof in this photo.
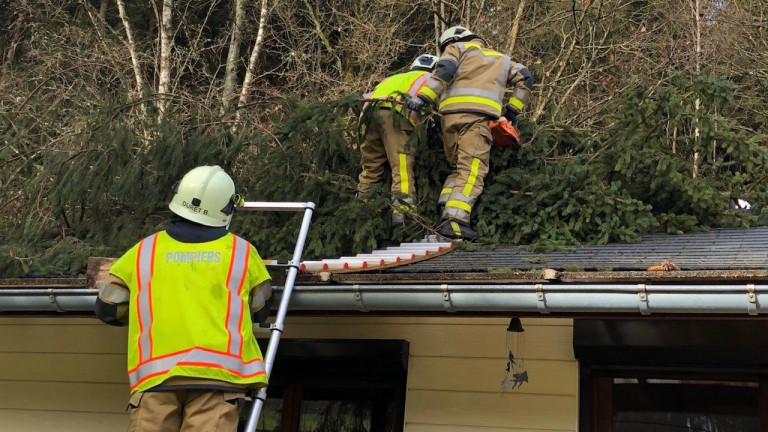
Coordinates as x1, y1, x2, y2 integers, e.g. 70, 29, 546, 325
408, 26, 534, 241
95, 165, 272, 432
357, 54, 439, 225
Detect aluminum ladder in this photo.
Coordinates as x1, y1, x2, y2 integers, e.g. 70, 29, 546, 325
239, 201, 315, 432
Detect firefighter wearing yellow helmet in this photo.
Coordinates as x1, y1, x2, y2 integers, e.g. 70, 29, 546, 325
96, 165, 272, 432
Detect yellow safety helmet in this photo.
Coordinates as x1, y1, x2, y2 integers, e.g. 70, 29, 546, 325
410, 54, 439, 71
168, 165, 242, 227
438, 26, 478, 51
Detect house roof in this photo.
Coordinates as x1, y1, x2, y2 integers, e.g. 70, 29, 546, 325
3, 226, 768, 316
390, 226, 768, 274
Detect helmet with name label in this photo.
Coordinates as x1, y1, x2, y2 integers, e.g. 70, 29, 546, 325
410, 54, 439, 71
169, 165, 242, 227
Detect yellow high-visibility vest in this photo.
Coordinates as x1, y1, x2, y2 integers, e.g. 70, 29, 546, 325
362, 70, 432, 125
110, 231, 271, 393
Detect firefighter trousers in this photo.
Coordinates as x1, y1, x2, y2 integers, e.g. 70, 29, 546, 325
357, 108, 416, 199
126, 389, 246, 432
438, 112, 493, 223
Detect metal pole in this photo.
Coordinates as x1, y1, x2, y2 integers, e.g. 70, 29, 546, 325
243, 202, 315, 432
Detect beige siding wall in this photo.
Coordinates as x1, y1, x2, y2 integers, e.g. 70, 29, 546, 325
0, 316, 577, 432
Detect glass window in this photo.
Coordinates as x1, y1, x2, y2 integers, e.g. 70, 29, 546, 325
612, 377, 760, 432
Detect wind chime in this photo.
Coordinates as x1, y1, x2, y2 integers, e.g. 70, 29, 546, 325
501, 317, 528, 392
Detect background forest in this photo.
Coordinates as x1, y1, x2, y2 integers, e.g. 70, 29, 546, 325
2, 0, 768, 276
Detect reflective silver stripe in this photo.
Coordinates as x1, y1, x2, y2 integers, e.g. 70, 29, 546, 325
137, 233, 158, 363
98, 281, 129, 304
128, 347, 266, 387
362, 91, 373, 110
439, 180, 455, 205
510, 62, 525, 78
443, 87, 500, 100
226, 235, 250, 356
448, 191, 475, 205
443, 206, 471, 222
499, 56, 511, 100
442, 53, 459, 64
510, 87, 531, 106
408, 75, 431, 98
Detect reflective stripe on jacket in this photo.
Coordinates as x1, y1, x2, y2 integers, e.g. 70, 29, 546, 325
418, 41, 530, 118
363, 70, 431, 125
110, 231, 271, 393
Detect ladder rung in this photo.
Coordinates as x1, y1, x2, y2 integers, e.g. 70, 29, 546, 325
240, 201, 315, 212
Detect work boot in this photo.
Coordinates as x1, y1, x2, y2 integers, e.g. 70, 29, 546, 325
437, 218, 478, 241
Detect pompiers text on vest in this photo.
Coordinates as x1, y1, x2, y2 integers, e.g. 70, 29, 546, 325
165, 251, 222, 264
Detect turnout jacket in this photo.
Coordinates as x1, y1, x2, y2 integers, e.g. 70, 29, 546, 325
417, 39, 533, 119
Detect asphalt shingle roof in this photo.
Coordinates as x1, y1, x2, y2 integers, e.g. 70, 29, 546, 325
388, 227, 768, 273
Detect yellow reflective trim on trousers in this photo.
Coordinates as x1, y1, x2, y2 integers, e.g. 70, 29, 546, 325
463, 158, 481, 196
450, 221, 462, 235
440, 96, 502, 112
509, 97, 524, 110
446, 199, 472, 212
398, 153, 409, 194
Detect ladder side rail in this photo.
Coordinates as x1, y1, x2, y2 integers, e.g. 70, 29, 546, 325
244, 204, 314, 432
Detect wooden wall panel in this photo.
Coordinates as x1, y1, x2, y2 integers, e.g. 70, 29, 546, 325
405, 390, 577, 430
407, 357, 577, 396
0, 316, 578, 432
284, 317, 574, 361
0, 409, 128, 432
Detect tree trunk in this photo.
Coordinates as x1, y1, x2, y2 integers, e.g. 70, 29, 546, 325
221, 0, 245, 114
158, 0, 174, 118
235, 0, 270, 126
99, 0, 109, 20
115, 0, 145, 95
506, 0, 526, 54
692, 0, 701, 178
4, 0, 29, 66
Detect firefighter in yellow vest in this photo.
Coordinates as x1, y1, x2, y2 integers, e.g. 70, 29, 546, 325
408, 26, 534, 240
95, 165, 271, 432
357, 54, 439, 224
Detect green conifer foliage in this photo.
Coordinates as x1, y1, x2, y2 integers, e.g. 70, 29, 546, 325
2, 74, 767, 276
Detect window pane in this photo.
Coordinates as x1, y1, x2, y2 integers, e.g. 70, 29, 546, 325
298, 399, 372, 432
253, 398, 283, 432
613, 378, 759, 432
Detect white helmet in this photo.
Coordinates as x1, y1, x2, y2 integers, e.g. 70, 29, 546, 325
438, 26, 477, 50
410, 54, 439, 71
168, 165, 242, 227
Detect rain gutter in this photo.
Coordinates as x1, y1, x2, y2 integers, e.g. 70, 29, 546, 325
1, 283, 766, 316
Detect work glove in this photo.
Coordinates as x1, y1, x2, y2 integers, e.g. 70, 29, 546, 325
406, 95, 428, 111
503, 104, 519, 127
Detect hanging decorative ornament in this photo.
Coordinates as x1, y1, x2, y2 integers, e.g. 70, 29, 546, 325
501, 317, 528, 392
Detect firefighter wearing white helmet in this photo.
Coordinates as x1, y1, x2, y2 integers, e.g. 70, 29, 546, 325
168, 165, 243, 227
407, 26, 535, 241
95, 165, 273, 432
357, 54, 438, 225
410, 54, 439, 72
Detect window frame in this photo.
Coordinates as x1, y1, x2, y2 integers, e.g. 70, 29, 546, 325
246, 338, 409, 432
574, 319, 768, 432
